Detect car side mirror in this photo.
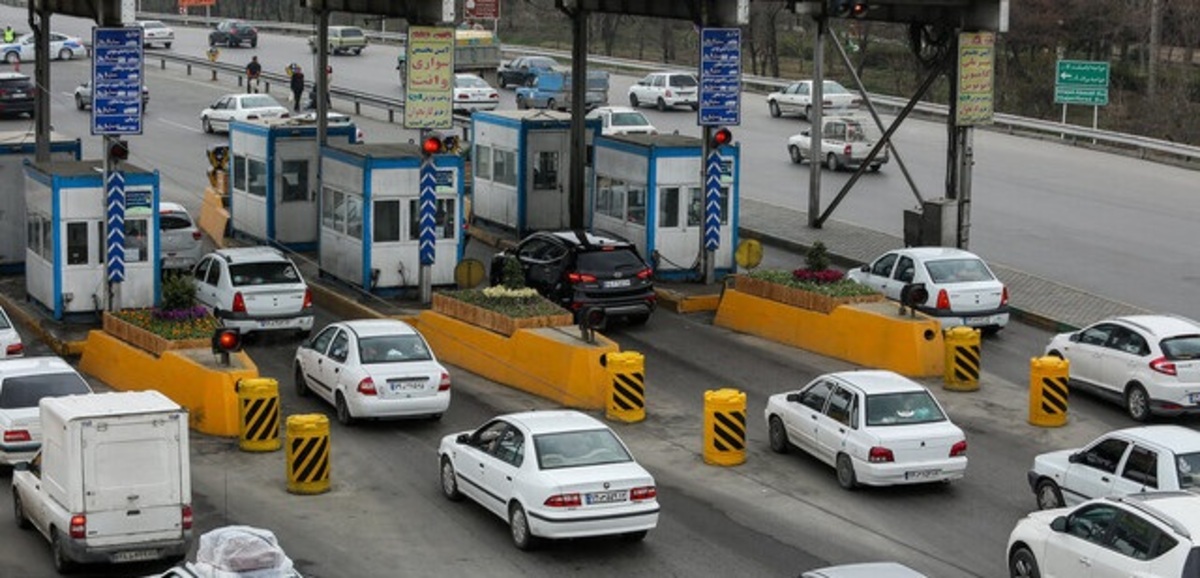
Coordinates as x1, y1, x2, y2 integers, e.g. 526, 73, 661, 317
1068, 452, 1081, 464
456, 433, 471, 444
1050, 516, 1068, 532
786, 393, 801, 403
1069, 333, 1081, 343
858, 264, 869, 272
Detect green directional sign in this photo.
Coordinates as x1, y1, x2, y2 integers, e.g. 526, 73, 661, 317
1055, 60, 1110, 106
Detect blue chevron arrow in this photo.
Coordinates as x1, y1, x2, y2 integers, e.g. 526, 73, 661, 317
418, 161, 437, 265
106, 169, 126, 283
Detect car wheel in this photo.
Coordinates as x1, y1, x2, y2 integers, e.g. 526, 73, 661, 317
58, 48, 72, 60
335, 393, 354, 426
768, 416, 789, 453
1046, 350, 1063, 359
690, 103, 699, 111
52, 531, 75, 573
251, 40, 258, 48
165, 42, 172, 49
1034, 479, 1064, 510
498, 76, 508, 89
440, 457, 463, 501
868, 164, 882, 173
1125, 384, 1151, 422
826, 153, 841, 171
621, 530, 648, 542
788, 145, 803, 164
74, 94, 85, 110
769, 101, 781, 118
657, 97, 667, 112
294, 367, 309, 398
508, 503, 539, 550
547, 98, 557, 110
629, 93, 639, 107
202, 117, 213, 134
804, 105, 813, 120
353, 48, 362, 55
835, 453, 857, 490
208, 37, 216, 47
1009, 546, 1041, 578
13, 493, 30, 529
627, 313, 651, 326
516, 96, 527, 110
3, 52, 18, 65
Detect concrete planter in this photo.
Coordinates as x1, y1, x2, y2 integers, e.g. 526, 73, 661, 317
431, 293, 573, 337
734, 275, 884, 314
102, 311, 211, 357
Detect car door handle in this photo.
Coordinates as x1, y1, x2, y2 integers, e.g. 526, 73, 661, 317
838, 428, 845, 434
811, 414, 818, 420
1100, 476, 1109, 482
478, 463, 485, 469
506, 476, 512, 481
1078, 557, 1091, 566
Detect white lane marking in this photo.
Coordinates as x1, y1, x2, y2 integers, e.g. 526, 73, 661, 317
159, 118, 204, 134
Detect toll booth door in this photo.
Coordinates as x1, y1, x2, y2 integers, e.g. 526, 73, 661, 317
653, 185, 705, 271
276, 158, 317, 244
526, 133, 568, 231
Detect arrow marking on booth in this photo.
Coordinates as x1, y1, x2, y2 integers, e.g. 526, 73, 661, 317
418, 161, 437, 265
106, 169, 126, 282
704, 151, 722, 251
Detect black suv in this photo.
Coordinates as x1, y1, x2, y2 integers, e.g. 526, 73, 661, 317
491, 231, 656, 326
209, 20, 258, 48
0, 72, 34, 118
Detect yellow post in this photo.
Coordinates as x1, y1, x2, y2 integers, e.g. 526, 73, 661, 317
1029, 356, 1070, 427
703, 389, 746, 466
236, 378, 281, 452
943, 326, 981, 391
604, 352, 646, 423
286, 414, 331, 494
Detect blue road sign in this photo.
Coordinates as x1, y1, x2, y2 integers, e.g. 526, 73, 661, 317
106, 170, 126, 282
699, 28, 741, 127
418, 161, 437, 266
92, 27, 144, 136
704, 152, 722, 251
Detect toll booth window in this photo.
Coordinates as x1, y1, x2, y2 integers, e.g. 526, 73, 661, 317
533, 151, 558, 189
408, 199, 457, 240
281, 160, 309, 203
322, 187, 338, 230
475, 145, 492, 180
595, 178, 626, 220
247, 158, 267, 198
626, 187, 646, 225
659, 187, 679, 227
373, 200, 401, 242
345, 194, 362, 239
26, 217, 39, 259
41, 216, 52, 261
232, 155, 246, 192
493, 149, 516, 187
124, 219, 149, 262
66, 222, 89, 265
323, 188, 346, 233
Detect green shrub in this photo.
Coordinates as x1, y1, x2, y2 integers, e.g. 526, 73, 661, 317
160, 273, 196, 311
501, 257, 526, 289
804, 241, 831, 272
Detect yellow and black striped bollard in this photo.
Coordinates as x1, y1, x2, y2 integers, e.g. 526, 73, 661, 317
703, 389, 746, 466
944, 326, 981, 391
286, 414, 331, 494
604, 352, 645, 423
237, 378, 281, 452
1029, 356, 1070, 427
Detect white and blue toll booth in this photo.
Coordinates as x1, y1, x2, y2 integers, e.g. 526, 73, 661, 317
470, 110, 600, 237
228, 117, 358, 251
319, 142, 465, 293
591, 134, 740, 281
24, 160, 160, 319
0, 132, 81, 273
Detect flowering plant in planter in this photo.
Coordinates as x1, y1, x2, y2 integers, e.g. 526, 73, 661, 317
108, 274, 219, 341
439, 286, 567, 318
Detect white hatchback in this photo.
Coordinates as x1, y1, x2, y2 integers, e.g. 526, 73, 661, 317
0, 357, 93, 465
293, 319, 450, 425
627, 72, 699, 111
1045, 315, 1200, 421
765, 370, 968, 489
192, 247, 314, 337
439, 410, 659, 549
159, 202, 203, 271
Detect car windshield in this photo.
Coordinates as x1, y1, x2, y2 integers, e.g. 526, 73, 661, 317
670, 74, 698, 87
229, 262, 301, 286
0, 372, 91, 409
1161, 335, 1200, 361
535, 429, 633, 470
340, 28, 364, 38
611, 112, 649, 127
924, 258, 995, 283
865, 391, 946, 426
357, 335, 432, 364
1178, 453, 1200, 489
241, 95, 281, 109
456, 75, 489, 89
576, 249, 646, 275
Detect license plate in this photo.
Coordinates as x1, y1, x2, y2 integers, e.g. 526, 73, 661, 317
905, 469, 941, 480
261, 319, 292, 328
112, 549, 158, 563
389, 380, 424, 392
12, 92, 25, 98
604, 279, 631, 288
965, 316, 994, 327
585, 490, 628, 504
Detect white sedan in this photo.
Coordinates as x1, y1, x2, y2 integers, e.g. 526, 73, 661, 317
847, 247, 1009, 334
293, 319, 450, 425
452, 73, 499, 113
586, 106, 658, 136
0, 305, 23, 358
765, 370, 968, 489
200, 93, 289, 134
767, 79, 861, 120
438, 410, 659, 549
0, 32, 84, 63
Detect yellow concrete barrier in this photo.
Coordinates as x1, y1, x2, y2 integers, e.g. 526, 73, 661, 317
198, 186, 230, 248
79, 330, 256, 436
604, 351, 645, 423
237, 378, 281, 452
713, 289, 944, 377
944, 326, 981, 391
286, 414, 331, 495
703, 388, 746, 466
1029, 356, 1070, 427
412, 311, 617, 409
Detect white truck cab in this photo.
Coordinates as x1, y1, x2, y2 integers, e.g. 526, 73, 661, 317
12, 390, 193, 573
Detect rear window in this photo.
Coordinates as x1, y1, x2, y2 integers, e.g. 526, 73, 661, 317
865, 391, 946, 426
1161, 336, 1200, 361
160, 214, 192, 230
456, 75, 489, 89
1177, 452, 1200, 489
0, 372, 92, 409
241, 95, 281, 109
340, 28, 364, 38
229, 262, 301, 286
924, 258, 995, 284
0, 78, 32, 90
576, 248, 646, 274
669, 75, 697, 88
534, 429, 632, 470
611, 112, 648, 127
357, 335, 432, 364
142, 21, 166, 29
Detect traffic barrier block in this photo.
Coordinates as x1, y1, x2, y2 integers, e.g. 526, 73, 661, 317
1029, 356, 1070, 427
286, 414, 331, 495
198, 186, 230, 247
703, 389, 746, 466
604, 351, 645, 423
943, 326, 981, 391
237, 378, 281, 452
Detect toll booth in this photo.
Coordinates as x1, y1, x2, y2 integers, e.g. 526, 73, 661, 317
319, 143, 465, 293
470, 110, 600, 237
24, 160, 160, 319
228, 117, 358, 251
0, 132, 81, 273
591, 134, 740, 281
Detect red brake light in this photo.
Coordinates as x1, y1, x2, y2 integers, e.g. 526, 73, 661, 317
69, 514, 86, 539
1000, 286, 1009, 306
192, 230, 202, 241
636, 268, 652, 280
1150, 356, 1178, 376
457, 93, 467, 100
843, 144, 852, 156
567, 272, 597, 284
6, 343, 23, 356
302, 288, 313, 309
357, 377, 377, 395
868, 446, 894, 463
182, 505, 194, 529
544, 493, 581, 508
438, 372, 452, 392
936, 289, 950, 310
950, 440, 968, 457
631, 486, 657, 501
3, 429, 30, 442
231, 292, 246, 313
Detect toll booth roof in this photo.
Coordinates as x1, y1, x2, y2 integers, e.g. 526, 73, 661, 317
0, 131, 76, 146
27, 159, 152, 177
326, 142, 423, 159
482, 110, 572, 122
604, 133, 703, 148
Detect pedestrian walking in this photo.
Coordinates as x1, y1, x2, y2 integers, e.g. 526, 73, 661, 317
245, 56, 262, 93
289, 66, 305, 112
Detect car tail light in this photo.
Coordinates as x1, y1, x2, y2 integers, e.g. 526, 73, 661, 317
843, 144, 852, 157
192, 230, 202, 241
438, 372, 451, 392
488, 92, 498, 99
936, 289, 950, 310
631, 486, 657, 501
6, 343, 23, 356
182, 505, 193, 529
950, 440, 968, 457
1001, 286, 1009, 306
69, 515, 86, 539
3, 429, 30, 442
357, 377, 377, 395
457, 93, 467, 100
636, 268, 653, 280
231, 292, 246, 313
302, 288, 313, 309
868, 446, 894, 463
567, 272, 597, 284
1150, 356, 1178, 376
544, 493, 581, 508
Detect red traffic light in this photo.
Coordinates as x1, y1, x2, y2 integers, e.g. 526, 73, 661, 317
211, 327, 243, 355
422, 136, 445, 156
710, 128, 733, 149
109, 140, 129, 161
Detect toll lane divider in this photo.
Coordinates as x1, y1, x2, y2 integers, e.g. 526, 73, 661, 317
198, 186, 230, 248
79, 331, 257, 436
412, 311, 618, 409
714, 290, 944, 378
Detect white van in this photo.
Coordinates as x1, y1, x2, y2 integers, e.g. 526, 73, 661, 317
12, 390, 193, 573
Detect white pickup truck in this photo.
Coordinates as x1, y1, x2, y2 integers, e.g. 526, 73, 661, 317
786, 116, 889, 172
